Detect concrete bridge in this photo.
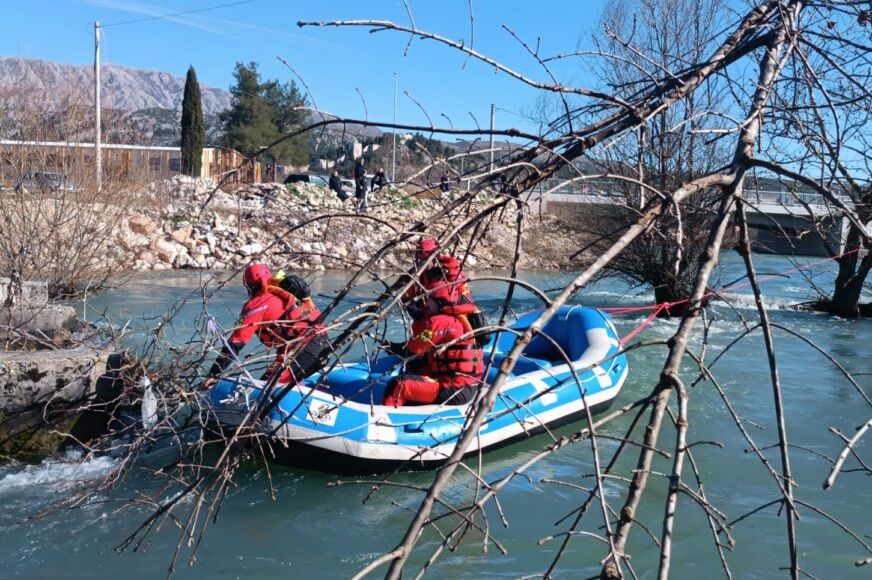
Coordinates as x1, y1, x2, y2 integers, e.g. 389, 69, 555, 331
538, 180, 851, 257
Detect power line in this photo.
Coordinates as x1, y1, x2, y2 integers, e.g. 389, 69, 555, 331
101, 0, 259, 28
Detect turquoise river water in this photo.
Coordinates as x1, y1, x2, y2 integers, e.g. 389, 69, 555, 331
0, 254, 869, 579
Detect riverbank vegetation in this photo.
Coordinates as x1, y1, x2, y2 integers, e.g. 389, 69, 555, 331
1, 1, 870, 579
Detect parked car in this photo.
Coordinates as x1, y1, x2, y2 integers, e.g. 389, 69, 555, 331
284, 173, 329, 187
14, 172, 79, 194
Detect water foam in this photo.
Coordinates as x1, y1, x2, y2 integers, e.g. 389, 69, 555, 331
0, 450, 117, 494
716, 292, 802, 311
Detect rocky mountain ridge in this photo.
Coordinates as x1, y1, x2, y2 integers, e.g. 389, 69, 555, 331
0, 57, 515, 158
0, 56, 233, 114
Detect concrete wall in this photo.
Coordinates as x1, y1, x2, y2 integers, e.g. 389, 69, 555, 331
0, 349, 127, 460
543, 193, 848, 257
744, 212, 846, 257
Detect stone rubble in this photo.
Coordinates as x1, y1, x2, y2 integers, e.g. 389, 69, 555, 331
108, 176, 585, 273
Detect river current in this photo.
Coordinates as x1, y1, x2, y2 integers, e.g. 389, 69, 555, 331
0, 254, 869, 578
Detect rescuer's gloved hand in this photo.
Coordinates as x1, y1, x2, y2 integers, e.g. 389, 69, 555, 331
383, 341, 408, 356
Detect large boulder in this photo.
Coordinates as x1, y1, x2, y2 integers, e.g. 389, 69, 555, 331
129, 215, 156, 235
171, 226, 193, 246
153, 238, 184, 264
139, 250, 156, 264
119, 231, 150, 252
238, 242, 264, 257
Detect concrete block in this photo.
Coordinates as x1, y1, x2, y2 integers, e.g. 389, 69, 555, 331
0, 348, 111, 413
0, 304, 77, 341
0, 349, 127, 460
0, 278, 48, 306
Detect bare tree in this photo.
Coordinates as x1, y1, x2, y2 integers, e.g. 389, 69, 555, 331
748, 4, 872, 317
8, 2, 871, 580
560, 0, 734, 314
0, 83, 134, 297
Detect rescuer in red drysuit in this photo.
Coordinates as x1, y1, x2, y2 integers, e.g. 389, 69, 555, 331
403, 238, 488, 347
204, 264, 326, 388
268, 270, 331, 383
382, 283, 485, 407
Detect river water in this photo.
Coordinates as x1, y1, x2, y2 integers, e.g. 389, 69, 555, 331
0, 254, 869, 579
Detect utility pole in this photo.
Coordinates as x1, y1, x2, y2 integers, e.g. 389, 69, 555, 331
637, 125, 645, 208
94, 21, 102, 191
489, 103, 495, 173
391, 72, 398, 183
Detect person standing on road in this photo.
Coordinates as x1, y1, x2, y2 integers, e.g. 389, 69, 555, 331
353, 158, 368, 213
440, 171, 451, 193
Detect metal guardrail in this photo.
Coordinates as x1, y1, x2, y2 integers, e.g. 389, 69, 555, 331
750, 190, 853, 207
538, 178, 854, 209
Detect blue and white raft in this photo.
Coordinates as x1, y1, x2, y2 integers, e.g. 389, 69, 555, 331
206, 306, 628, 474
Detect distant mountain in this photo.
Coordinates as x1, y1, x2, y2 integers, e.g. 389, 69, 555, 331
0, 57, 508, 167
0, 57, 387, 149
0, 56, 232, 114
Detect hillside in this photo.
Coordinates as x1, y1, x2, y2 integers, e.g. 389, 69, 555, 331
0, 57, 518, 169
0, 57, 232, 114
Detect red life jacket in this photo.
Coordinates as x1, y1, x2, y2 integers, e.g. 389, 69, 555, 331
430, 315, 483, 380
260, 286, 315, 347
407, 314, 483, 384
408, 254, 478, 313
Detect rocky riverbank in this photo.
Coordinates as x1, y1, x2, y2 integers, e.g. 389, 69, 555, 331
110, 176, 587, 273
0, 278, 126, 459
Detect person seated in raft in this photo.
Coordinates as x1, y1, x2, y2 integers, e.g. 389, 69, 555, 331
382, 282, 485, 407
203, 264, 327, 389
403, 237, 489, 348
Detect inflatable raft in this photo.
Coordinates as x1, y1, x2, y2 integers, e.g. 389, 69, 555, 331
206, 306, 628, 474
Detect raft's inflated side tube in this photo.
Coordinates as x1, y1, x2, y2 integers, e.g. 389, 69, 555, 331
207, 306, 628, 474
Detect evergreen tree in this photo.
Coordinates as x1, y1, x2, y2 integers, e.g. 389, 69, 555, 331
180, 65, 205, 176
263, 79, 309, 167
220, 62, 309, 168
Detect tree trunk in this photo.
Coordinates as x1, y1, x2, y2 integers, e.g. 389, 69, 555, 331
653, 283, 693, 318
827, 247, 871, 318
825, 190, 872, 318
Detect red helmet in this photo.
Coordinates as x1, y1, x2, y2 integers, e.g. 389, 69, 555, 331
415, 238, 440, 264
243, 263, 271, 296
437, 254, 461, 280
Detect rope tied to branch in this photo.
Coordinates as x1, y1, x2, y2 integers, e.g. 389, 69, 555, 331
609, 248, 860, 345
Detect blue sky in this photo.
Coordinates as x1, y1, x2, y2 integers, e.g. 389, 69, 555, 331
0, 0, 607, 135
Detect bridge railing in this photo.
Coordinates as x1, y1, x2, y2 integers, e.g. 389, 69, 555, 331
749, 189, 853, 207
537, 177, 854, 209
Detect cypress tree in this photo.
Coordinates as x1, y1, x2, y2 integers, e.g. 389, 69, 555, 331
180, 65, 205, 176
